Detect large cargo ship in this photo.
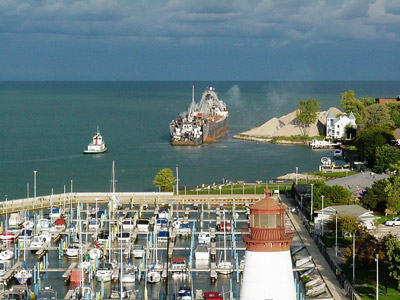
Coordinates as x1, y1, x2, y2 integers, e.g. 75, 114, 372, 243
169, 87, 228, 146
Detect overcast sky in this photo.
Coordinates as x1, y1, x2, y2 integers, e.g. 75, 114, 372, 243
1, 0, 399, 81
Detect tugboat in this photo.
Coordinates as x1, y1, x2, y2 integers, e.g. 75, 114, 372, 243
170, 86, 229, 146
83, 126, 107, 154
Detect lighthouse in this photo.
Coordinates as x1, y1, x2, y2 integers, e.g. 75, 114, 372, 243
240, 190, 296, 300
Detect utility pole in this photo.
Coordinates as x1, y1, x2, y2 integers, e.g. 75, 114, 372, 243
335, 210, 338, 256
33, 170, 37, 209
310, 183, 314, 221
321, 195, 325, 236
376, 253, 379, 300
176, 164, 179, 196
353, 233, 355, 283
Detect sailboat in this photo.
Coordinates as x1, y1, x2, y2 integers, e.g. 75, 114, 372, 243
147, 224, 162, 283
15, 215, 33, 284
216, 210, 233, 275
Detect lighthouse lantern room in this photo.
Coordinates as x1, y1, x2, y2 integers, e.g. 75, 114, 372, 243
240, 190, 297, 300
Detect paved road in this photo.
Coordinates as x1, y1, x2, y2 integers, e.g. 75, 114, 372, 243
280, 194, 348, 300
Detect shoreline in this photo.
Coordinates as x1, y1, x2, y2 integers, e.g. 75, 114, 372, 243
233, 134, 309, 145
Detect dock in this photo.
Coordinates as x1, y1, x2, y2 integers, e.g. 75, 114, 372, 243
62, 263, 77, 283
0, 262, 23, 285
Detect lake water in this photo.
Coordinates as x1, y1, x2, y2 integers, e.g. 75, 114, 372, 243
1, 81, 399, 199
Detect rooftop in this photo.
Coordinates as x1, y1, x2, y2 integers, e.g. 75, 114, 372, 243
326, 172, 389, 193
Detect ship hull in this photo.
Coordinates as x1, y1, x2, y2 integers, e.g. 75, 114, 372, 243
203, 116, 228, 143
171, 140, 202, 146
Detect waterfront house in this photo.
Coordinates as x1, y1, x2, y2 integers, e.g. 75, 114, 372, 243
326, 111, 357, 139
314, 204, 379, 230
375, 95, 400, 104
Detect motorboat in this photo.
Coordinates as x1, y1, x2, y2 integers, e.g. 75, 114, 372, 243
117, 232, 131, 243
88, 219, 100, 231
49, 207, 61, 220
157, 229, 169, 242
95, 262, 114, 282
96, 231, 109, 245
37, 286, 57, 300
147, 269, 161, 283
38, 218, 50, 232
18, 229, 33, 243
121, 219, 135, 231
158, 207, 170, 220
88, 248, 102, 260
0, 230, 17, 241
203, 291, 223, 300
71, 286, 94, 300
136, 218, 149, 233
14, 269, 32, 284
29, 234, 51, 250
0, 250, 14, 260
110, 287, 130, 299
0, 261, 7, 277
198, 231, 211, 244
83, 127, 107, 154
121, 264, 136, 283
178, 286, 192, 300
216, 260, 233, 275
178, 222, 191, 235
156, 218, 168, 230
170, 257, 187, 273
65, 242, 81, 258
22, 220, 34, 230
54, 218, 66, 231
195, 244, 209, 261
131, 244, 145, 259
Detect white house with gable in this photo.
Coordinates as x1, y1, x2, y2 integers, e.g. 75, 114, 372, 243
326, 111, 357, 139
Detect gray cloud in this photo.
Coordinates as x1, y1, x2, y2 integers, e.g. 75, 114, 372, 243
1, 0, 400, 46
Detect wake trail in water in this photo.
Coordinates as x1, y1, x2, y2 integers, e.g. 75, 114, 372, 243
0, 154, 83, 165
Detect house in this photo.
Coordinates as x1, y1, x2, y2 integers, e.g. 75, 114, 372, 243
326, 172, 389, 198
375, 96, 400, 105
314, 204, 379, 230
326, 111, 357, 139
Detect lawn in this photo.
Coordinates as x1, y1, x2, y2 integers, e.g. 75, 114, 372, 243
182, 183, 292, 195
339, 264, 400, 300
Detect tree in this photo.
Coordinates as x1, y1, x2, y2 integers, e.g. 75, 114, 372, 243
384, 163, 400, 214
296, 98, 320, 136
387, 102, 400, 128
362, 179, 389, 213
373, 144, 400, 173
386, 237, 400, 289
340, 90, 365, 124
153, 168, 176, 192
311, 182, 352, 210
361, 103, 394, 129
355, 126, 394, 168
327, 215, 359, 235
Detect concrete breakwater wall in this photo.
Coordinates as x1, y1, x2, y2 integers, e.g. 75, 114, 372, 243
0, 192, 262, 215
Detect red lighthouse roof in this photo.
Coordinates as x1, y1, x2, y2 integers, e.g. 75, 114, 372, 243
250, 190, 287, 214
242, 189, 294, 252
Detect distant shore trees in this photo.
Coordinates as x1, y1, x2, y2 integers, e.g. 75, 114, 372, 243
296, 98, 320, 136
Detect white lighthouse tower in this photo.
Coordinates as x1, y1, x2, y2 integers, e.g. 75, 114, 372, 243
240, 190, 297, 300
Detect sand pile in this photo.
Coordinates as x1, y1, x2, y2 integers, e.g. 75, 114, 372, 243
239, 107, 342, 138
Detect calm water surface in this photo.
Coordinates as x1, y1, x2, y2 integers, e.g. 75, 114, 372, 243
1, 81, 399, 199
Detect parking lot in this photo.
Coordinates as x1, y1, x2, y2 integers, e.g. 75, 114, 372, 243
373, 223, 400, 238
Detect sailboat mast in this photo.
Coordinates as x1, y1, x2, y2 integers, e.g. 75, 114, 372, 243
112, 160, 116, 194
223, 210, 227, 262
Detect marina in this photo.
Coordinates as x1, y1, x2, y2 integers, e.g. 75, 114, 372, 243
0, 191, 332, 299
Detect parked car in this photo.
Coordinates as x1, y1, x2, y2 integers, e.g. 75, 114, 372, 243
385, 217, 400, 226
